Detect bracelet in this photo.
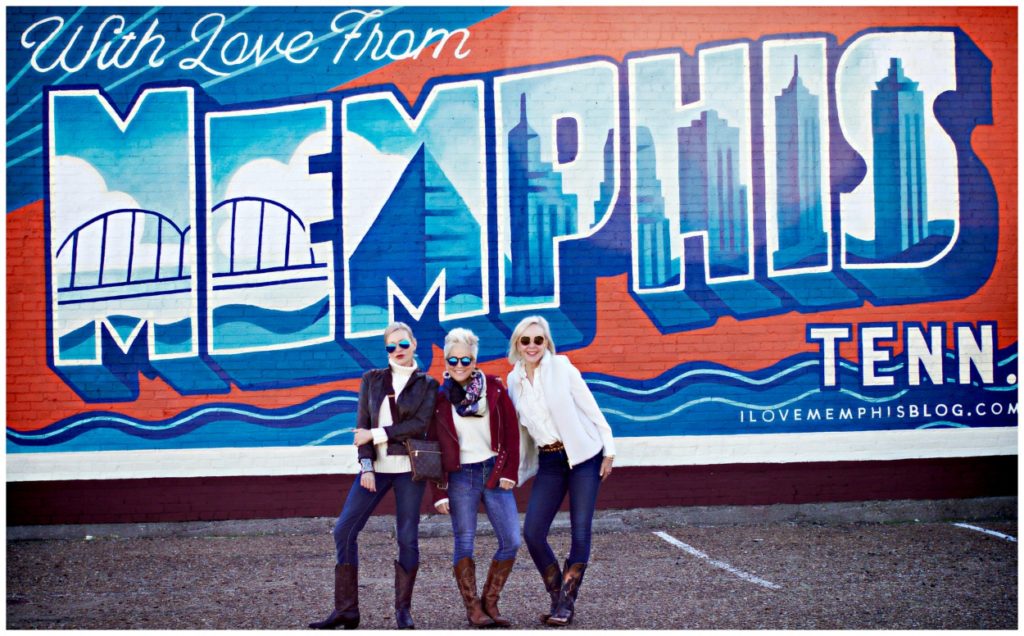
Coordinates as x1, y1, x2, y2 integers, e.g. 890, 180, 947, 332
359, 458, 374, 473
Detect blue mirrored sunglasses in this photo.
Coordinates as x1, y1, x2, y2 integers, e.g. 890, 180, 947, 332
385, 339, 412, 353
446, 356, 474, 367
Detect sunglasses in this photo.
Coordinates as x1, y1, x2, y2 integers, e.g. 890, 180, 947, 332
519, 335, 545, 346
446, 356, 474, 367
385, 339, 412, 353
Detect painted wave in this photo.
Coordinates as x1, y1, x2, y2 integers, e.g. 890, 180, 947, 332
212, 296, 331, 348
588, 345, 1018, 437
7, 391, 359, 453
8, 345, 1017, 453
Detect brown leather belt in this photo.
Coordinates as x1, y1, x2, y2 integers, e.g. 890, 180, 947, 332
538, 441, 565, 453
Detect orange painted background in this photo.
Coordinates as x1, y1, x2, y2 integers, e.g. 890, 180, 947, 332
6, 6, 1016, 434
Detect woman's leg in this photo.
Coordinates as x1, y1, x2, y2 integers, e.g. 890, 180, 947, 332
522, 451, 569, 573
482, 484, 522, 563
523, 451, 570, 622
565, 451, 603, 566
391, 472, 426, 630
333, 473, 392, 564
447, 464, 483, 564
391, 473, 426, 571
480, 470, 522, 627
448, 462, 495, 627
546, 451, 603, 626
312, 474, 390, 629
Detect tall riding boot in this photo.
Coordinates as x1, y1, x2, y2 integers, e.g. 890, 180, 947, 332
394, 561, 418, 629
309, 563, 360, 629
538, 562, 562, 624
545, 561, 587, 627
453, 557, 496, 628
481, 558, 515, 628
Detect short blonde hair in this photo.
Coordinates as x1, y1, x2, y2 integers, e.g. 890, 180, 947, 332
507, 315, 556, 364
444, 327, 479, 359
383, 321, 415, 344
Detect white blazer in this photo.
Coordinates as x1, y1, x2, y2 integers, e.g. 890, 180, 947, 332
507, 352, 616, 483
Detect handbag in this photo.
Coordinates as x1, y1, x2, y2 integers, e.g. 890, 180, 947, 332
388, 393, 443, 483
405, 437, 444, 484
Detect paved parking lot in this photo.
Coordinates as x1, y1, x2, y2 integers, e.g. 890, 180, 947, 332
6, 501, 1017, 630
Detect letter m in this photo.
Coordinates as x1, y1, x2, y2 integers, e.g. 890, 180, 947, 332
341, 81, 487, 337
46, 86, 224, 401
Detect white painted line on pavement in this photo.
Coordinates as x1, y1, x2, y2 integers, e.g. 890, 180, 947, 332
653, 531, 781, 590
952, 523, 1017, 543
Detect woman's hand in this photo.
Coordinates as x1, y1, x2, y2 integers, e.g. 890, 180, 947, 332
498, 478, 516, 490
435, 501, 450, 515
360, 471, 376, 492
353, 429, 374, 446
600, 456, 614, 480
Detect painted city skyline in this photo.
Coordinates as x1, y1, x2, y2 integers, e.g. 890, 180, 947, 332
634, 105, 751, 289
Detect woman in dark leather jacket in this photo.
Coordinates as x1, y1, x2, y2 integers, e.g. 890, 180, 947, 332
310, 322, 439, 630
428, 327, 522, 628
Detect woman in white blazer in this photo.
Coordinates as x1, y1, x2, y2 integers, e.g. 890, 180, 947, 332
506, 315, 615, 627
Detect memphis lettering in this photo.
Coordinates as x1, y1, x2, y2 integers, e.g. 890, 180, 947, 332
45, 28, 1000, 401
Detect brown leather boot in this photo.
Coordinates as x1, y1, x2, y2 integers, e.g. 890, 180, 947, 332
546, 561, 587, 627
538, 562, 561, 623
481, 558, 515, 628
453, 557, 496, 628
394, 561, 418, 630
309, 563, 360, 629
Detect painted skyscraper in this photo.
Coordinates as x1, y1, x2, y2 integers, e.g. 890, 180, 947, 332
871, 57, 928, 260
773, 56, 827, 270
678, 110, 749, 278
506, 94, 578, 299
635, 125, 678, 288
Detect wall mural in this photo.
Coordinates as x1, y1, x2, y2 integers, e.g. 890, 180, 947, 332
6, 7, 1016, 478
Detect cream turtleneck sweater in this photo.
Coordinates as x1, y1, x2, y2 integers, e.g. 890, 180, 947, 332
369, 361, 416, 474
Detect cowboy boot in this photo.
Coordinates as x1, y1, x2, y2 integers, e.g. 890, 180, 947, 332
309, 563, 360, 629
481, 558, 515, 628
453, 557, 496, 628
394, 560, 418, 629
545, 561, 587, 627
538, 562, 561, 623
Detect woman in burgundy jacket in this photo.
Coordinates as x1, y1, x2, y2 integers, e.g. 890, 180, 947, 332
428, 327, 522, 628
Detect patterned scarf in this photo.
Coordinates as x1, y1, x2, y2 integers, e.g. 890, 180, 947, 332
444, 371, 485, 417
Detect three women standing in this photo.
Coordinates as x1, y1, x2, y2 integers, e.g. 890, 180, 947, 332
312, 317, 615, 629
430, 328, 522, 628
310, 322, 438, 630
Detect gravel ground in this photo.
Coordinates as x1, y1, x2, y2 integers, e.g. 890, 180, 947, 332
6, 517, 1017, 630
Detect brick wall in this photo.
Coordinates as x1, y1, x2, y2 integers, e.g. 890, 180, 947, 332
5, 6, 1017, 524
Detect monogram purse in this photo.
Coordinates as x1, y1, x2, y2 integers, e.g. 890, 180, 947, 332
388, 393, 443, 484
405, 437, 444, 484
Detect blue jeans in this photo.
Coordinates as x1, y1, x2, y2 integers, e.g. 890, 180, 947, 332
447, 457, 522, 564
333, 471, 425, 572
523, 449, 603, 570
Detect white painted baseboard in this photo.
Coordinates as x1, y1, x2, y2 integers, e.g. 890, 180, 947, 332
6, 427, 1017, 482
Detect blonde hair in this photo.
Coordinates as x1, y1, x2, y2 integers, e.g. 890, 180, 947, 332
507, 315, 556, 364
383, 321, 416, 344
444, 327, 479, 359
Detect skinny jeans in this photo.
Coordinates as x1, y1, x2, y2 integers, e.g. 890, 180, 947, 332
447, 456, 522, 564
522, 448, 603, 571
333, 471, 425, 572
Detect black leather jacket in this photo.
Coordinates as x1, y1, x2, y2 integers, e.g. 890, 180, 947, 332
356, 367, 439, 461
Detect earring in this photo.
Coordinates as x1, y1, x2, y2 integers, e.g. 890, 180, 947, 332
442, 371, 451, 379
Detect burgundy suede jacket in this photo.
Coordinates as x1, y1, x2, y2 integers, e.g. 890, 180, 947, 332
427, 374, 520, 504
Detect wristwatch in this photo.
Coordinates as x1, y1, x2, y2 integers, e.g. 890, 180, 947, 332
359, 458, 374, 473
